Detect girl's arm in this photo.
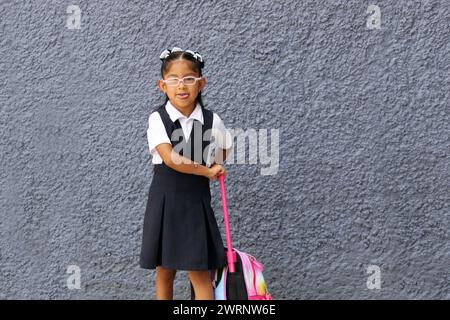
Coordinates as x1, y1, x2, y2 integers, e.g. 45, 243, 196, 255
156, 143, 215, 178
214, 147, 231, 164
211, 113, 233, 165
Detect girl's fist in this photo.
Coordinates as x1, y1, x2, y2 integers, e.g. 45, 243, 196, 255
207, 163, 227, 181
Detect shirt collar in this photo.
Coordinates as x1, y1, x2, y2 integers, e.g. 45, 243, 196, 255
165, 100, 204, 124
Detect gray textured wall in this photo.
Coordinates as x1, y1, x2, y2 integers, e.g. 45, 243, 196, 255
1, 0, 449, 299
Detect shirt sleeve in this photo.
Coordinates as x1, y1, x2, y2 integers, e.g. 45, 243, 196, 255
147, 112, 171, 155
212, 113, 233, 150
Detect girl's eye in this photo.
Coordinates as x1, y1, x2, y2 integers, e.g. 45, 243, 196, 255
183, 77, 196, 85
165, 78, 179, 85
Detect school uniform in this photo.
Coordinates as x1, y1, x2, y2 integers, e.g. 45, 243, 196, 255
139, 100, 233, 271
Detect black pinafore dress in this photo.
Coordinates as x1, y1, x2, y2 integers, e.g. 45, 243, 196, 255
139, 105, 227, 271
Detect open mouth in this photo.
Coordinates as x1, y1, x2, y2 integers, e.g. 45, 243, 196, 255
177, 93, 189, 99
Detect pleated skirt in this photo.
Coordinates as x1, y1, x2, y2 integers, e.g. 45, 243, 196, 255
139, 164, 227, 271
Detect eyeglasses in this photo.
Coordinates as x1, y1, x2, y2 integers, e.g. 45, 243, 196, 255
162, 76, 202, 86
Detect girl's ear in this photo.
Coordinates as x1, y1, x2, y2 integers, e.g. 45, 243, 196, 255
156, 79, 166, 93
199, 76, 206, 92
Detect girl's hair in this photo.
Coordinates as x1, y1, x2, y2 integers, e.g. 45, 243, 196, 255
156, 50, 206, 110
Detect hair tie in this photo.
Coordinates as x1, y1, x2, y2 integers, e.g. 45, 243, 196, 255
159, 47, 204, 67
159, 49, 171, 61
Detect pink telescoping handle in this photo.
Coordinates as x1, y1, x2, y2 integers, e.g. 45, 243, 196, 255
218, 174, 237, 272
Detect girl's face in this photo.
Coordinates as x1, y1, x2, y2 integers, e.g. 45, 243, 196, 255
157, 60, 206, 114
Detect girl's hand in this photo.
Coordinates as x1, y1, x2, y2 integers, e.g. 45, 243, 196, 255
207, 163, 227, 181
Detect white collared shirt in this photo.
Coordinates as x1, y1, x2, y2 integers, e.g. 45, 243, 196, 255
147, 100, 233, 165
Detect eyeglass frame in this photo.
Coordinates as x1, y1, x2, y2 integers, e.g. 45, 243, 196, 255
161, 76, 203, 86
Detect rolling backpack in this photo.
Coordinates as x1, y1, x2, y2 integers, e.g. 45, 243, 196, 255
190, 175, 273, 300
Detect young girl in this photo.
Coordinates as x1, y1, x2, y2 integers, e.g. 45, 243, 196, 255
139, 47, 233, 300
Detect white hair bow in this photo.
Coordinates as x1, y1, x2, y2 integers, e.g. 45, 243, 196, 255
159, 47, 204, 64
185, 49, 203, 63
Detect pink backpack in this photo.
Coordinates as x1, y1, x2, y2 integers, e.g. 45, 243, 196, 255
211, 175, 273, 300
